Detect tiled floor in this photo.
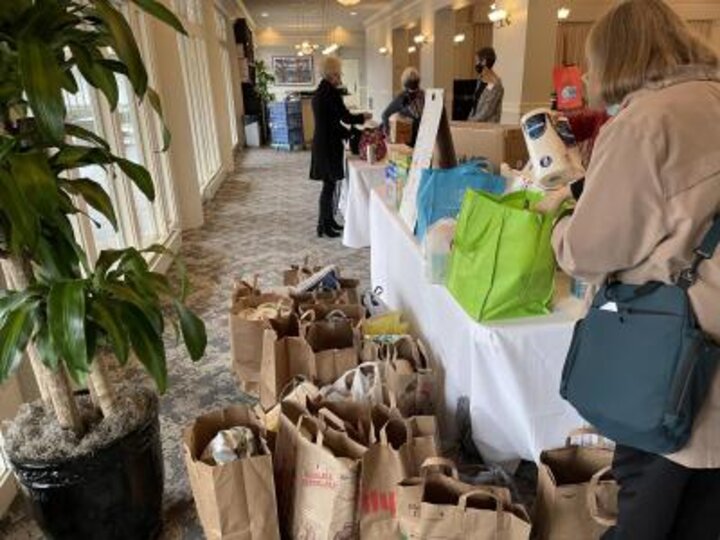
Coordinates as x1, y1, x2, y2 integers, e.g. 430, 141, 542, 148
0, 148, 371, 539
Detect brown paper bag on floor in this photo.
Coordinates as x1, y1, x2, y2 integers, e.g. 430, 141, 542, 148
183, 406, 280, 540
230, 286, 292, 396
535, 429, 618, 540
292, 415, 367, 540
380, 337, 439, 417
419, 472, 531, 540
301, 313, 359, 386
260, 316, 317, 410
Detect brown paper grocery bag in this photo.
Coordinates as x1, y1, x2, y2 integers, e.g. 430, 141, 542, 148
419, 474, 531, 540
302, 315, 359, 386
380, 337, 439, 417
260, 316, 317, 410
229, 288, 292, 396
292, 416, 367, 540
183, 406, 280, 540
534, 429, 618, 540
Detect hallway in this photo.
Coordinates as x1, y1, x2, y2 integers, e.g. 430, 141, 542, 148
0, 149, 371, 539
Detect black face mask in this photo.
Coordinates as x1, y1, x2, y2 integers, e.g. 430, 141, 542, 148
475, 62, 486, 75
405, 80, 420, 92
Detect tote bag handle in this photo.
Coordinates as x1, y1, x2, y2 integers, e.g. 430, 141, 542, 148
586, 466, 618, 528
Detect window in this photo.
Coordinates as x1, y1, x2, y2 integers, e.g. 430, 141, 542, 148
215, 8, 239, 147
175, 0, 222, 191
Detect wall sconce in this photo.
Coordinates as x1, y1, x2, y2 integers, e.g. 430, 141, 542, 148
488, 3, 511, 27
378, 46, 389, 55
413, 33, 428, 45
557, 7, 571, 20
453, 33, 466, 44
322, 43, 339, 55
408, 45, 417, 54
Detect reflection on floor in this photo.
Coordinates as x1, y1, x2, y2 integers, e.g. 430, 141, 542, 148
0, 148, 370, 539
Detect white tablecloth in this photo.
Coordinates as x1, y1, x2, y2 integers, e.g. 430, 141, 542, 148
369, 188, 585, 464
341, 158, 387, 248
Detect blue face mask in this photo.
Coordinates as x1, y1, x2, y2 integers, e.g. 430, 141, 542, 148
606, 103, 622, 117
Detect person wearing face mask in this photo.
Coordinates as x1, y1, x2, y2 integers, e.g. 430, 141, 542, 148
467, 47, 504, 123
382, 67, 425, 147
537, 1, 720, 538
310, 56, 372, 238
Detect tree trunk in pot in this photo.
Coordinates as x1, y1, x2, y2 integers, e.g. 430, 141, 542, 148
88, 355, 116, 418
1, 256, 84, 435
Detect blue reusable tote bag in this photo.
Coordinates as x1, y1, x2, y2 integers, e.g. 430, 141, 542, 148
415, 161, 505, 241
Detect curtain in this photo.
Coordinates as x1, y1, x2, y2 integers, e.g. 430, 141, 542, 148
555, 22, 594, 71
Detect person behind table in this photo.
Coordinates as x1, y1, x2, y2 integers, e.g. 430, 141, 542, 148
382, 67, 425, 147
467, 47, 504, 123
310, 56, 371, 238
537, 1, 720, 538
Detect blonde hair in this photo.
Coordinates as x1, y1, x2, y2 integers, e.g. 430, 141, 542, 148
321, 56, 342, 80
401, 67, 421, 89
586, 0, 719, 105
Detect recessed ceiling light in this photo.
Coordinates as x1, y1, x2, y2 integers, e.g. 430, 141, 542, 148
261, 12, 269, 18
350, 11, 357, 16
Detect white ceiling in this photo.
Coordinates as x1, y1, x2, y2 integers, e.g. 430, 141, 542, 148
243, 0, 392, 33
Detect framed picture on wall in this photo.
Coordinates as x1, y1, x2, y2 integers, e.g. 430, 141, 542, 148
272, 56, 315, 85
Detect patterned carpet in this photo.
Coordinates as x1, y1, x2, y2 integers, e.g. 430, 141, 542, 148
0, 148, 371, 539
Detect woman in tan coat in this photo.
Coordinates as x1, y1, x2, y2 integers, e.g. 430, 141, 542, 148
539, 1, 720, 538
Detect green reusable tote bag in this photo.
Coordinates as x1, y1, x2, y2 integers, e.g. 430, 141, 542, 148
446, 190, 556, 322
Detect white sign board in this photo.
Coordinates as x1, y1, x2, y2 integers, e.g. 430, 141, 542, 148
399, 89, 446, 231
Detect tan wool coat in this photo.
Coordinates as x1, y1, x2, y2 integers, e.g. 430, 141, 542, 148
553, 66, 720, 469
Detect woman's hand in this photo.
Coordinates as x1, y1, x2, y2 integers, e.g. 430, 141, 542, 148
535, 185, 573, 215
363, 112, 373, 121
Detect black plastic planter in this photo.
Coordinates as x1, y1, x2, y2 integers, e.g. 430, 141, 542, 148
10, 409, 164, 539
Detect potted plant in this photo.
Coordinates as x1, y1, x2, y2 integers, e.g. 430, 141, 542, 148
0, 1, 206, 538
255, 59, 276, 144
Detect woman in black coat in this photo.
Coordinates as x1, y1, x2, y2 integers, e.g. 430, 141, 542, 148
310, 56, 370, 238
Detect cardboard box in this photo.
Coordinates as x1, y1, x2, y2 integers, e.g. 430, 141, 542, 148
389, 114, 414, 145
433, 122, 529, 172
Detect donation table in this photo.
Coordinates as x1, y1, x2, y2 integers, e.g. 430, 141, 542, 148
341, 157, 387, 248
369, 188, 585, 465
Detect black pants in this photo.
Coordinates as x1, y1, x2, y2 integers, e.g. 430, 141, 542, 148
602, 445, 720, 540
318, 179, 336, 228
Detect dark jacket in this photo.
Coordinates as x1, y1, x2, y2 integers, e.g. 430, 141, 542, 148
309, 79, 365, 181
381, 89, 424, 147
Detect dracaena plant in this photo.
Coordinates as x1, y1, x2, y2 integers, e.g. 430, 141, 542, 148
0, 0, 206, 435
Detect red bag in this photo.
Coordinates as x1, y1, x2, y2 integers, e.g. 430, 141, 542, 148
553, 66, 584, 111
359, 127, 388, 162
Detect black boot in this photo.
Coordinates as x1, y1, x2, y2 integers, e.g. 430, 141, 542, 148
317, 180, 340, 238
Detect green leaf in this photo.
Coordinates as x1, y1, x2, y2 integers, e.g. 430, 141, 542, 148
69, 44, 119, 111
123, 304, 167, 393
173, 300, 206, 361
103, 282, 163, 333
116, 158, 155, 201
52, 145, 112, 170
65, 123, 111, 151
48, 280, 89, 383
0, 302, 35, 381
18, 35, 66, 143
146, 87, 171, 151
0, 136, 14, 166
0, 169, 39, 252
0, 290, 37, 324
61, 178, 118, 230
60, 68, 79, 94
95, 248, 125, 278
93, 0, 148, 96
89, 299, 129, 365
130, 0, 186, 35
98, 59, 129, 77
35, 323, 60, 370
8, 152, 59, 215
33, 232, 82, 281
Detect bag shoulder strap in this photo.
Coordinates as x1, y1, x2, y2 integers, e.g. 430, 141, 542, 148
677, 215, 720, 290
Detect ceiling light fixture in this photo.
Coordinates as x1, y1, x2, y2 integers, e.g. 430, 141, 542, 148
378, 46, 389, 55
453, 33, 466, 44
261, 12, 269, 18
557, 7, 571, 20
294, 41, 319, 56
350, 11, 357, 16
322, 43, 340, 55
408, 45, 417, 54
413, 34, 427, 45
336, 0, 360, 6
488, 3, 511, 27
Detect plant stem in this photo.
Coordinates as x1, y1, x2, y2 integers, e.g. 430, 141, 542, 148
1, 256, 84, 436
88, 354, 116, 418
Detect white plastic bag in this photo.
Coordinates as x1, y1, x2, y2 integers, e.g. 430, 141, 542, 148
320, 362, 385, 406
423, 218, 457, 285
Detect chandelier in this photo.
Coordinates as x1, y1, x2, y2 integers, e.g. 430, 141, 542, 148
337, 0, 361, 6
295, 41, 319, 56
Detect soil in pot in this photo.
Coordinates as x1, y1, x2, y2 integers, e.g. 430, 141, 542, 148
2, 386, 164, 540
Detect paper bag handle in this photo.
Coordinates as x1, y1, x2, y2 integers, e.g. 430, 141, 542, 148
278, 375, 311, 402
587, 466, 618, 528
458, 488, 503, 513
318, 408, 347, 433
378, 417, 413, 447
295, 415, 324, 447
420, 457, 459, 480
325, 309, 350, 321
299, 309, 317, 323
